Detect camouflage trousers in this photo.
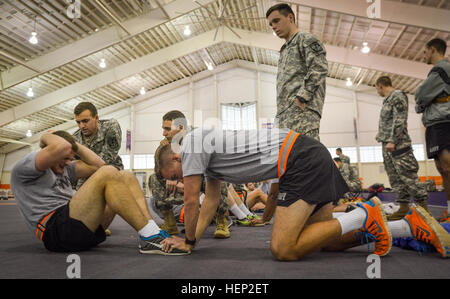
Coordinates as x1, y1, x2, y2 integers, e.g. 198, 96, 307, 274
154, 184, 229, 216
277, 106, 321, 141
382, 143, 428, 204
346, 180, 362, 193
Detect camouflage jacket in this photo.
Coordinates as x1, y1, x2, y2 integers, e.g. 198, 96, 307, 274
376, 90, 411, 145
149, 173, 229, 211
149, 173, 185, 210
73, 119, 124, 170
276, 31, 328, 119
339, 154, 350, 165
340, 163, 359, 186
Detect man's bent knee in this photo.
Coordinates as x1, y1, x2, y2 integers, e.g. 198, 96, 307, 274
270, 241, 301, 261
97, 165, 121, 181
118, 170, 136, 180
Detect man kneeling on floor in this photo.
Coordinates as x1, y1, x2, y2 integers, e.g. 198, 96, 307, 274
10, 130, 188, 255
156, 127, 450, 259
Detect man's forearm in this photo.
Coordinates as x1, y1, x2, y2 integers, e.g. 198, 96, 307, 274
75, 142, 105, 168
262, 183, 279, 222
182, 175, 203, 243
262, 193, 277, 223
184, 196, 200, 242
195, 192, 220, 241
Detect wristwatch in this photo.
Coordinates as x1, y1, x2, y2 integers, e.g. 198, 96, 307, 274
185, 237, 196, 246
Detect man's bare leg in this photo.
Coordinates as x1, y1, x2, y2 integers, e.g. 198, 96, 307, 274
118, 170, 152, 219
435, 149, 450, 201
100, 170, 152, 229
271, 200, 345, 261
69, 166, 148, 233
101, 205, 116, 229
246, 189, 268, 210
304, 202, 363, 252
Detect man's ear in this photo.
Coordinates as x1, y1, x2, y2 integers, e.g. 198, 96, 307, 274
289, 13, 295, 23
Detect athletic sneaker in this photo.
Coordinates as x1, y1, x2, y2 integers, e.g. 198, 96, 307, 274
236, 216, 264, 227
139, 230, 190, 256
403, 205, 450, 258
357, 197, 392, 256
248, 213, 260, 220
438, 210, 449, 223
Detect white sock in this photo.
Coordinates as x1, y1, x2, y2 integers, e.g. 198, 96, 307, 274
238, 203, 253, 217
332, 212, 346, 218
389, 220, 413, 238
138, 219, 161, 239
336, 207, 367, 235
229, 204, 248, 220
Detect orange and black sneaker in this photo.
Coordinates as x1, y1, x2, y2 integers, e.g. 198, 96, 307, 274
437, 210, 449, 223
356, 197, 392, 256
403, 205, 450, 258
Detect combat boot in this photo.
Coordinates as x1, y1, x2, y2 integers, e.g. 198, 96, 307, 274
214, 213, 230, 239
416, 200, 429, 213
160, 209, 179, 235
387, 202, 410, 221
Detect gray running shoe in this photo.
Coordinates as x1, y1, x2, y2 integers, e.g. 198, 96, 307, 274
139, 230, 190, 256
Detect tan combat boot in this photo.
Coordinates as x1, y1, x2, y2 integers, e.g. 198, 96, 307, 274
214, 213, 230, 239
387, 203, 410, 221
416, 200, 429, 213
160, 209, 179, 235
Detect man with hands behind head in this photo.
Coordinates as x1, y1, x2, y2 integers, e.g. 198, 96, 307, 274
10, 130, 186, 255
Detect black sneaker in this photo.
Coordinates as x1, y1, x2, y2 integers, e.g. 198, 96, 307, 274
139, 230, 190, 256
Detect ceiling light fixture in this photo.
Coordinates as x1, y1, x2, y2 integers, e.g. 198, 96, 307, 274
99, 58, 106, 68
26, 130, 32, 137
140, 87, 146, 95
29, 16, 38, 45
26, 87, 34, 97
361, 42, 371, 54
346, 77, 353, 87
184, 25, 191, 37
206, 61, 214, 71
29, 32, 38, 45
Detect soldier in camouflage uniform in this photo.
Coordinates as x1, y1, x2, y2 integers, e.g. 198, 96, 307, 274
72, 102, 124, 236
333, 157, 361, 193
336, 148, 351, 166
152, 110, 230, 237
149, 172, 230, 233
375, 76, 429, 220
72, 102, 123, 191
267, 3, 328, 141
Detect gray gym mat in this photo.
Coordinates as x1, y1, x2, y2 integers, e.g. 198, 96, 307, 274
0, 204, 449, 279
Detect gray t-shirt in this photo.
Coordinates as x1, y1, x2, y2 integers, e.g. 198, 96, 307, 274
180, 128, 291, 184
10, 152, 77, 232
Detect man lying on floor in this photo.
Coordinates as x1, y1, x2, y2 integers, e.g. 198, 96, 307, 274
156, 127, 450, 260
10, 130, 188, 255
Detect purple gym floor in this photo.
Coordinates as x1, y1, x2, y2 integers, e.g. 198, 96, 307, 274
1, 199, 449, 280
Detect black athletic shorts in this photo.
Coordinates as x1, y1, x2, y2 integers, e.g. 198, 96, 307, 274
42, 203, 106, 252
278, 134, 349, 213
425, 122, 450, 159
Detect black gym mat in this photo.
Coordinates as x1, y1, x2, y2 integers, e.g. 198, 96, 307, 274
0, 203, 449, 279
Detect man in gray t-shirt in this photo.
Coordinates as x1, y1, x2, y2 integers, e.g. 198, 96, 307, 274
11, 151, 78, 232
10, 130, 186, 255
154, 128, 398, 261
